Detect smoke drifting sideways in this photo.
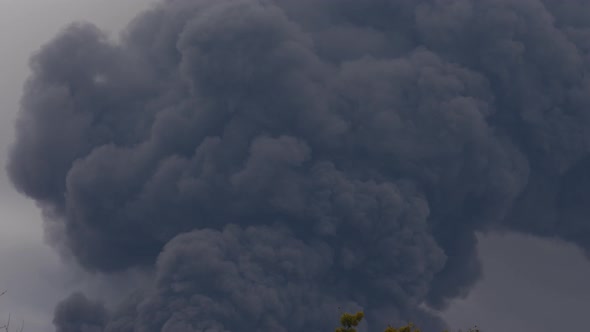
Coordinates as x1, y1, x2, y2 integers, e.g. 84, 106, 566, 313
8, 0, 590, 330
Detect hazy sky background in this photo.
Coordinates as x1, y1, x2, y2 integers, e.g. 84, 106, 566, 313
0, 1, 156, 330
1, 1, 590, 331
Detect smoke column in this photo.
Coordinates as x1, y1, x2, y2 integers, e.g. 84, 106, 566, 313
7, 0, 590, 330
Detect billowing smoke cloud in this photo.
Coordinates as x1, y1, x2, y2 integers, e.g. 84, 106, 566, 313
8, 0, 590, 330
54, 293, 108, 332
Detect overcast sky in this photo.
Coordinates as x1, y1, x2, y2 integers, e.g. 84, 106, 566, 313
0, 1, 156, 330
1, 1, 590, 332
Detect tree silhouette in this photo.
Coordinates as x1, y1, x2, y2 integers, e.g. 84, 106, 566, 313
335, 311, 365, 332
335, 311, 480, 332
0, 291, 23, 332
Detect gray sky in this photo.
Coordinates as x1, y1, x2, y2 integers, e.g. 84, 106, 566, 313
441, 233, 590, 331
0, 1, 155, 330
1, 1, 590, 331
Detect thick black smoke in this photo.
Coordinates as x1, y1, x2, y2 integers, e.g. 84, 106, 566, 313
8, 0, 590, 330
53, 293, 108, 332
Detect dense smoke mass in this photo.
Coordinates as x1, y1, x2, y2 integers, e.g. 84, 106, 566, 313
8, 0, 590, 330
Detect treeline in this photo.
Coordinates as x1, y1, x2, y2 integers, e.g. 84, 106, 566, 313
335, 311, 479, 332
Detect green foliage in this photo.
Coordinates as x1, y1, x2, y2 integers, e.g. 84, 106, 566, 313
335, 311, 365, 332
383, 322, 421, 332
334, 311, 479, 332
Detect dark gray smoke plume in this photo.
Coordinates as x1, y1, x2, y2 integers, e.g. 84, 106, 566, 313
54, 293, 108, 332
8, 0, 590, 330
